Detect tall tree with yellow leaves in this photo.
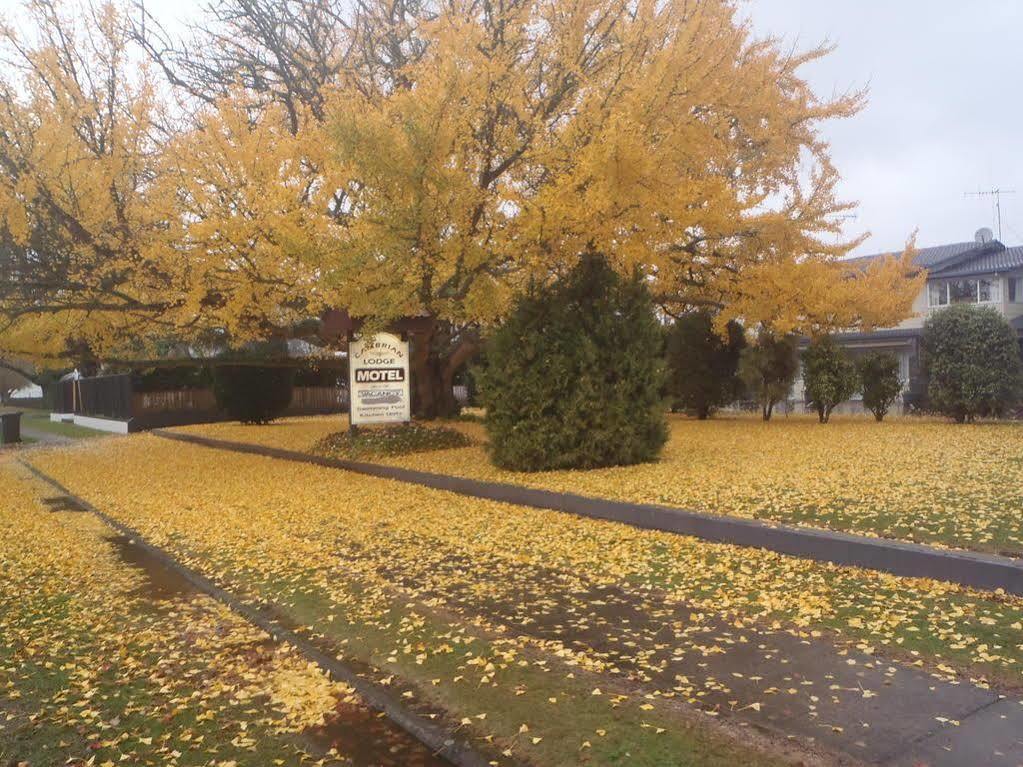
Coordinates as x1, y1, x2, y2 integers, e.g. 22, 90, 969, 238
0, 0, 923, 421
0, 0, 173, 362
323, 0, 923, 416
154, 92, 342, 345
0, 0, 346, 363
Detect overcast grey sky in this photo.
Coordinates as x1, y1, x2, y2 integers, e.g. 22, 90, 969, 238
743, 0, 1023, 254
3, 0, 1020, 255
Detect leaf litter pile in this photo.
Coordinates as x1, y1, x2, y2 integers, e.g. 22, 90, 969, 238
311, 423, 473, 461
24, 434, 1023, 765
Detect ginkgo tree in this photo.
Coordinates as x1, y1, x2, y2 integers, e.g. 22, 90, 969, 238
321, 0, 923, 415
0, 0, 173, 361
0, 0, 923, 419
0, 0, 344, 362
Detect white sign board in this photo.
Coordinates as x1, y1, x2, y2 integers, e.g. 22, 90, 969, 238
348, 332, 411, 425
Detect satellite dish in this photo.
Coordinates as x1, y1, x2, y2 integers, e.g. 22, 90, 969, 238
975, 227, 994, 244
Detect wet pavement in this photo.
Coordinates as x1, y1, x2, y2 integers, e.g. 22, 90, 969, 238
41, 494, 89, 512
106, 534, 200, 600
308, 701, 451, 767
365, 541, 1023, 766
21, 427, 74, 445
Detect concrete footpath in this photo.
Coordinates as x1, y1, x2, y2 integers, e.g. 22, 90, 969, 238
372, 541, 1023, 767
20, 426, 74, 445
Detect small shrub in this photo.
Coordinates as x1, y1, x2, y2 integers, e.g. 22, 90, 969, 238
212, 365, 294, 424
858, 352, 903, 422
922, 304, 1023, 422
312, 423, 472, 460
478, 253, 667, 471
801, 335, 859, 423
664, 312, 745, 419
738, 334, 798, 421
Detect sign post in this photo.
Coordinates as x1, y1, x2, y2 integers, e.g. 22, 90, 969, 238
347, 332, 411, 429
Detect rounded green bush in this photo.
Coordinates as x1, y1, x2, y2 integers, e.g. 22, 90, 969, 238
922, 304, 1023, 422
478, 254, 667, 471
212, 365, 294, 424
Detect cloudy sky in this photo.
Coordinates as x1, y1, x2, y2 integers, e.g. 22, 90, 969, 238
3, 0, 1020, 255
743, 0, 1023, 254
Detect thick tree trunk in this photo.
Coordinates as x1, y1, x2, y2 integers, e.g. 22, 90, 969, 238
409, 319, 480, 420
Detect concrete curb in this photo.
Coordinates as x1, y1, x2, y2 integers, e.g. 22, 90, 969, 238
152, 429, 1023, 596
20, 459, 495, 767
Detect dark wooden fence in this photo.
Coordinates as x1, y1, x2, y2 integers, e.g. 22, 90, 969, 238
132, 388, 217, 415
50, 374, 347, 431
52, 375, 133, 417
79, 374, 133, 419
288, 386, 347, 413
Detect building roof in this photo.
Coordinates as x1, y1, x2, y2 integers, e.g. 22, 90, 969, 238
933, 246, 1023, 277
842, 238, 1023, 278
843, 241, 988, 271
829, 327, 923, 343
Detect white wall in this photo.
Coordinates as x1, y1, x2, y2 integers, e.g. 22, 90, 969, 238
890, 273, 1023, 331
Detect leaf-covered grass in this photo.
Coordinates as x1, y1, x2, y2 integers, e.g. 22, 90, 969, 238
178, 413, 1023, 555
19, 410, 109, 439
235, 569, 793, 767
28, 434, 1023, 755
0, 460, 433, 767
311, 422, 473, 461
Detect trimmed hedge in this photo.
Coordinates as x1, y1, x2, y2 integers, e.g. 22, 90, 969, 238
312, 423, 473, 460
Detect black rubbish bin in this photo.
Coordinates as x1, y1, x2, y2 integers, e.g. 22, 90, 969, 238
0, 411, 22, 444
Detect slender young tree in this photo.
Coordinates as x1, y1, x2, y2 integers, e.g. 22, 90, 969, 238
801, 335, 859, 423
665, 312, 745, 419
739, 335, 799, 421
858, 352, 903, 422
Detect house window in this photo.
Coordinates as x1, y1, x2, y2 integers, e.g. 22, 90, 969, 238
1009, 277, 1023, 303
949, 279, 975, 303
928, 278, 1000, 307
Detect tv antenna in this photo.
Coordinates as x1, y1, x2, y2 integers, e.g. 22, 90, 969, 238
965, 188, 1016, 241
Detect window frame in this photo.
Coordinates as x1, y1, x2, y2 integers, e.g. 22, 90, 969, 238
927, 277, 1001, 308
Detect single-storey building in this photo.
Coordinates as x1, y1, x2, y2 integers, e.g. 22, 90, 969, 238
793, 229, 1023, 413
